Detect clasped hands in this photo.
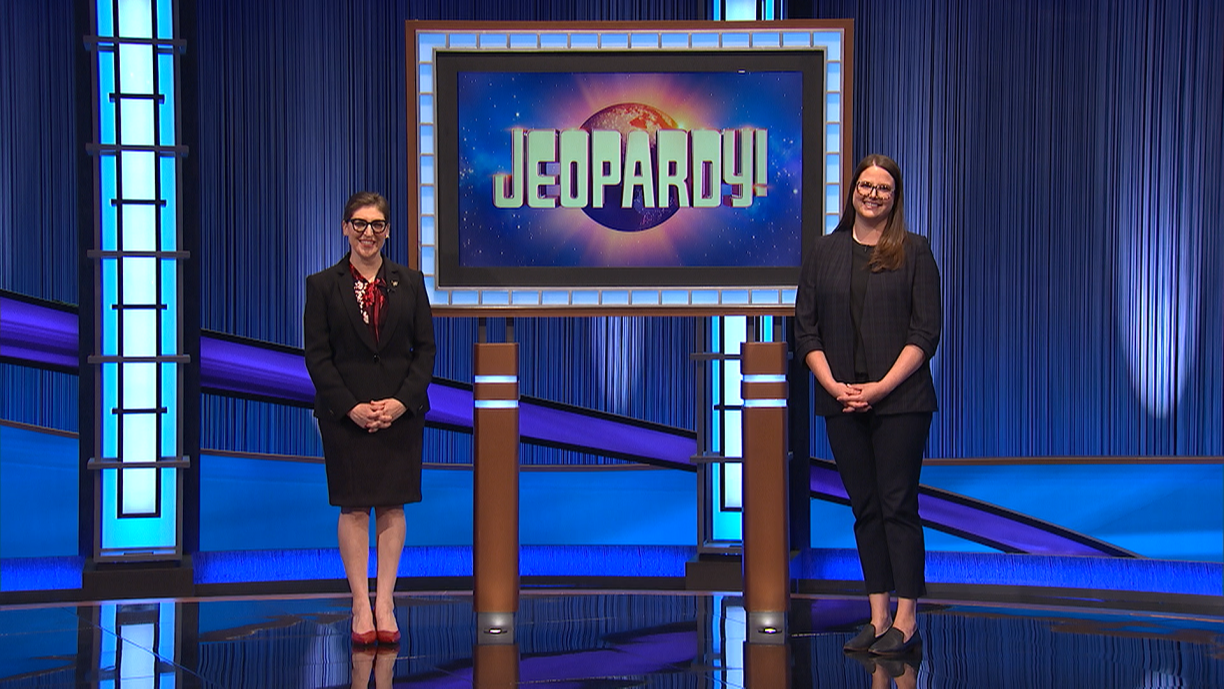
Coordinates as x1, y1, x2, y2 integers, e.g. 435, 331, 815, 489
347, 398, 407, 432
831, 381, 889, 413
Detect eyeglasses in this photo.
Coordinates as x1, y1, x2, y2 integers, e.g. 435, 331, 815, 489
855, 181, 894, 198
347, 218, 388, 235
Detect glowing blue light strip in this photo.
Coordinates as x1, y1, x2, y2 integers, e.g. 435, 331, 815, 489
121, 623, 156, 683
742, 374, 786, 384
157, 599, 176, 652
711, 464, 743, 535
723, 0, 759, 21
742, 399, 786, 408
474, 400, 519, 409
722, 460, 743, 511
721, 599, 747, 685
101, 468, 177, 549
94, 0, 182, 559
100, 604, 117, 669
474, 375, 517, 384
714, 316, 745, 534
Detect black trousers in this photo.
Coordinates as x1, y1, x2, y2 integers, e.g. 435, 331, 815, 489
824, 411, 933, 599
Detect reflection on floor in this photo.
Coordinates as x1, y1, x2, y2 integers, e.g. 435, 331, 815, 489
1, 590, 1222, 687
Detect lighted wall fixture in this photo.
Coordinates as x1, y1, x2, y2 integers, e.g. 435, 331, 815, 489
83, 0, 188, 563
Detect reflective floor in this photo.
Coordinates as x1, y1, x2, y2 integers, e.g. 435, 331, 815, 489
2, 590, 1222, 687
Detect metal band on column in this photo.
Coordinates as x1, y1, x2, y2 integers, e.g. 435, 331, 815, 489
473, 342, 519, 643
740, 341, 790, 644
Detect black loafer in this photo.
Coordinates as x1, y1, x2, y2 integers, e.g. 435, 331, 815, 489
868, 627, 922, 656
842, 623, 882, 652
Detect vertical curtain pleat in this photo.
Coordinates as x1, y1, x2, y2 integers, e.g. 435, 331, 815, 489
0, 0, 79, 303
0, 0, 81, 431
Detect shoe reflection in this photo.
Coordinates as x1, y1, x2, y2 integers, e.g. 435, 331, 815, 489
350, 645, 396, 689
850, 651, 921, 689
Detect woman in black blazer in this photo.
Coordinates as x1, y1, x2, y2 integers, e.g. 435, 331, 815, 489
794, 155, 941, 656
304, 191, 436, 646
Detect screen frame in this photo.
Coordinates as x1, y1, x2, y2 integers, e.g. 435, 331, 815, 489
406, 21, 855, 316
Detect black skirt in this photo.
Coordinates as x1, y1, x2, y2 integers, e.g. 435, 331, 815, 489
317, 410, 425, 508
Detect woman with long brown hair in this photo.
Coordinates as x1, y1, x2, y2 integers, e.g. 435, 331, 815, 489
794, 155, 942, 656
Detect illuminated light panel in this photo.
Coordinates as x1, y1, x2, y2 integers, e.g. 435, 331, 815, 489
100, 468, 178, 549
742, 374, 785, 384
94, 602, 179, 689
742, 398, 786, 407
475, 400, 520, 409
122, 623, 156, 681
474, 375, 517, 384
708, 313, 783, 543
122, 204, 157, 251
91, 0, 184, 561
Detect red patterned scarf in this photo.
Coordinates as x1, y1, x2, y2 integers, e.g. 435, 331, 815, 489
349, 262, 387, 343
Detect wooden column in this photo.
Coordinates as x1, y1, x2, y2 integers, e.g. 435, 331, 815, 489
473, 341, 519, 643
740, 341, 790, 644
473, 641, 519, 687
744, 639, 791, 687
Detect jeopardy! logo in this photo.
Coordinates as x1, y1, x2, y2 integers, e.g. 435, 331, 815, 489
491, 102, 768, 232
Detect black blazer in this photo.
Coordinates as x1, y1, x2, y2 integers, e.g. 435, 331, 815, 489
794, 229, 941, 416
303, 254, 435, 422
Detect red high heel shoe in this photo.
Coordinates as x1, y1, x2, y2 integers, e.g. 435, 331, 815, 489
375, 609, 400, 645
352, 612, 377, 646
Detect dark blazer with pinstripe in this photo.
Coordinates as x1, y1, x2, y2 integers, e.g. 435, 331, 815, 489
794, 229, 942, 417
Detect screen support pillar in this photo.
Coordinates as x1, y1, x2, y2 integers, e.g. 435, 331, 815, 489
744, 639, 791, 686
473, 318, 519, 643
473, 641, 520, 687
740, 340, 790, 643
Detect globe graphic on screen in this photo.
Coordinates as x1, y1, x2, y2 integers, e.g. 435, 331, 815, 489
580, 103, 682, 232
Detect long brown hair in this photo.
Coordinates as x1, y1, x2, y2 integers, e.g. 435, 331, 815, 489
834, 154, 907, 272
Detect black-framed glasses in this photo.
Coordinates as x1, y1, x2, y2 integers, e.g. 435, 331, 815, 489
855, 181, 894, 198
347, 218, 388, 235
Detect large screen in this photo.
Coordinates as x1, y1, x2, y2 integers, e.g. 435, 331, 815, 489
434, 49, 823, 289
409, 23, 853, 313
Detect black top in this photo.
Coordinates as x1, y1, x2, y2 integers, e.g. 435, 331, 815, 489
850, 238, 872, 381
794, 230, 942, 416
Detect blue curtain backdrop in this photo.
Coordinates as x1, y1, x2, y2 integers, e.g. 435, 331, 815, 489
2, 0, 1221, 458
795, 0, 1224, 456
0, 0, 79, 304
0, 0, 80, 430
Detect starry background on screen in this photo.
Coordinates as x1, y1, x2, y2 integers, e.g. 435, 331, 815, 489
454, 71, 804, 269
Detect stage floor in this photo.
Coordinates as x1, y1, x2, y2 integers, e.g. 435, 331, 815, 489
1, 589, 1222, 687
